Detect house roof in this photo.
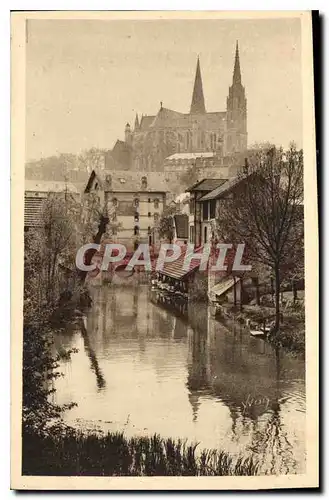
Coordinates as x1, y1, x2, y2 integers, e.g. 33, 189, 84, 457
166, 152, 215, 161
211, 277, 240, 297
186, 178, 227, 193
158, 247, 202, 280
84, 169, 168, 193
25, 180, 79, 194
199, 176, 241, 201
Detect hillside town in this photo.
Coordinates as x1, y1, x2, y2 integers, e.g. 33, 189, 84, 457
23, 36, 305, 477
25, 42, 304, 331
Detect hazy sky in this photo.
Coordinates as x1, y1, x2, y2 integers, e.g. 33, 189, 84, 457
26, 17, 302, 161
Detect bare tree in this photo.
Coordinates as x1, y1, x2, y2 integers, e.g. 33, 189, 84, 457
218, 144, 304, 332
78, 147, 107, 174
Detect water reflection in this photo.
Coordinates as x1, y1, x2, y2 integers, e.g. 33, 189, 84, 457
54, 285, 305, 474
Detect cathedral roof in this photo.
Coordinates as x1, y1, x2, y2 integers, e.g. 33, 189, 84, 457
141, 107, 226, 131
139, 115, 156, 130
149, 107, 186, 128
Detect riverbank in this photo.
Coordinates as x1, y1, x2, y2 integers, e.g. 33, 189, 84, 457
216, 304, 305, 355
22, 427, 260, 476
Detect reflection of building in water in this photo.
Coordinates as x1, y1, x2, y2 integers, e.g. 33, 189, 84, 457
185, 303, 305, 471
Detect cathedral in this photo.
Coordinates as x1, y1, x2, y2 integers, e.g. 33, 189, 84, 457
106, 42, 247, 173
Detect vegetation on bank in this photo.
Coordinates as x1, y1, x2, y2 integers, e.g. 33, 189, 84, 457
217, 303, 305, 355
23, 428, 259, 476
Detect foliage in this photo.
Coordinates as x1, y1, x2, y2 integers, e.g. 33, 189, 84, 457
22, 323, 77, 434
180, 163, 200, 189
216, 144, 304, 331
25, 148, 107, 185
156, 204, 179, 243
22, 429, 260, 476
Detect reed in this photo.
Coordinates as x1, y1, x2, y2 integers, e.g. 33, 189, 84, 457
22, 428, 260, 476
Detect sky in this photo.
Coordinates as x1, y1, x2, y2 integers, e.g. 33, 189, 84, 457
26, 17, 302, 162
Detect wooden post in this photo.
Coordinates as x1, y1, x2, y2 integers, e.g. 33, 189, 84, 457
239, 278, 244, 312
233, 276, 237, 306
270, 276, 274, 302
292, 279, 297, 303
255, 278, 260, 306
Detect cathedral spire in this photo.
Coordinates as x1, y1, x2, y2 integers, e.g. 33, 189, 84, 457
190, 56, 206, 114
233, 41, 242, 85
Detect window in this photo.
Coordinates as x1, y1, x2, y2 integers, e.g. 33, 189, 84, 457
202, 202, 209, 221
95, 182, 99, 190
147, 226, 151, 234
133, 198, 139, 208
141, 176, 147, 189
148, 212, 151, 218
112, 197, 118, 207
134, 212, 139, 222
154, 198, 159, 209
154, 212, 159, 222
189, 198, 195, 215
134, 226, 139, 236
210, 200, 216, 219
204, 226, 208, 244
148, 198, 151, 203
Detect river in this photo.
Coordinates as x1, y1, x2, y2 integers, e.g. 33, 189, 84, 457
53, 284, 306, 475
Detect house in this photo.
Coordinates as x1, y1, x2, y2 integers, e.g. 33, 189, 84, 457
84, 170, 168, 251
24, 180, 80, 230
186, 178, 228, 247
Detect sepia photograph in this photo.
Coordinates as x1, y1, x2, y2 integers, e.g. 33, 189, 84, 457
11, 10, 318, 490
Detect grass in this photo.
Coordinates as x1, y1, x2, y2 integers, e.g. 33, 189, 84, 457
22, 428, 260, 476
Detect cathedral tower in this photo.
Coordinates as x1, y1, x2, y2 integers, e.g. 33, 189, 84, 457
224, 42, 247, 154
190, 57, 206, 114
